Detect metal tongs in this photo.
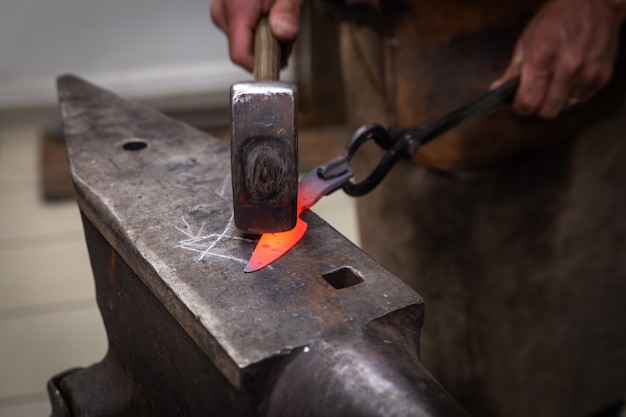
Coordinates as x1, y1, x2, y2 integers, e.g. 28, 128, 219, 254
245, 76, 520, 272
317, 75, 520, 197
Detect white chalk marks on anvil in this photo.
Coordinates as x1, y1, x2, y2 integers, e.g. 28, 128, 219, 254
175, 215, 253, 265
173, 173, 232, 204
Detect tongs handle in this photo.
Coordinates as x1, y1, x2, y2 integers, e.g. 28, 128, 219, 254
403, 75, 520, 150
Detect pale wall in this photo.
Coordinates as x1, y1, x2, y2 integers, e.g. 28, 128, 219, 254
0, 0, 256, 110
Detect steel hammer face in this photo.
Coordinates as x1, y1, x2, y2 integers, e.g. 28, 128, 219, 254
230, 81, 298, 234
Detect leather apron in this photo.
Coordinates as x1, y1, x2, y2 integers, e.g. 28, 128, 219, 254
331, 0, 626, 416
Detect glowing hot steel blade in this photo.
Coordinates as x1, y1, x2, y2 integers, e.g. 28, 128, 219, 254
244, 167, 353, 272
244, 218, 308, 273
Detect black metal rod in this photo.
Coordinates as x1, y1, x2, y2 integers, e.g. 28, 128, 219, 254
408, 75, 520, 148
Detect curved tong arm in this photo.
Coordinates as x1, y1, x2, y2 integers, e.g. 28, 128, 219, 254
319, 76, 520, 197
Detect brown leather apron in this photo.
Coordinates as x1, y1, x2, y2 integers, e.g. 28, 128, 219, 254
330, 1, 626, 416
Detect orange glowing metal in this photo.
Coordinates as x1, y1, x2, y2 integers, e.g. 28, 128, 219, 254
244, 217, 308, 273
244, 167, 353, 272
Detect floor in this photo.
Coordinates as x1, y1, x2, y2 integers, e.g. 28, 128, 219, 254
0, 123, 359, 417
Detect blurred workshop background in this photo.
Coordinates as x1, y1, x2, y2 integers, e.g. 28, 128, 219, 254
0, 1, 358, 415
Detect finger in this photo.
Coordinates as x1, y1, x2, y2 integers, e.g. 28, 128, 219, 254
228, 19, 256, 71
210, 0, 228, 32
539, 50, 584, 118
490, 65, 521, 91
553, 1, 617, 109
514, 62, 552, 116
210, 0, 260, 71
225, 0, 262, 71
543, 24, 614, 115
578, 10, 620, 101
269, 0, 303, 42
575, 57, 614, 102
490, 44, 524, 90
538, 80, 569, 119
514, 36, 558, 116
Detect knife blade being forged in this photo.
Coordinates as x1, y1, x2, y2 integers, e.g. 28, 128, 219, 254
244, 167, 353, 272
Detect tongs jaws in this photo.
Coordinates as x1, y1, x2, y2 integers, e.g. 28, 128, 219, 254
318, 75, 520, 197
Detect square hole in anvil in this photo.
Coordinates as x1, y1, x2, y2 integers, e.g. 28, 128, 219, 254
322, 267, 364, 289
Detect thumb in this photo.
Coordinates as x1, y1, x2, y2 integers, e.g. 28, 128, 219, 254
269, 0, 303, 41
491, 46, 524, 90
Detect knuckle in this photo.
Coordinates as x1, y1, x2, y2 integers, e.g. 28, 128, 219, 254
580, 63, 601, 85
596, 65, 613, 86
539, 92, 564, 119
515, 94, 541, 115
581, 62, 613, 89
560, 51, 584, 78
229, 48, 246, 67
528, 42, 558, 72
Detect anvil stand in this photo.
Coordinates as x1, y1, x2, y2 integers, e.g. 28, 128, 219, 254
46, 75, 468, 417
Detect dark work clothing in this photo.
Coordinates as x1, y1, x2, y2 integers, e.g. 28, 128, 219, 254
335, 1, 626, 415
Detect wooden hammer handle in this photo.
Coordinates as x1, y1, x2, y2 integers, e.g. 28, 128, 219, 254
254, 17, 281, 81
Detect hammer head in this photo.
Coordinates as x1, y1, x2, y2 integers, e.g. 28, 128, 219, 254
230, 81, 298, 234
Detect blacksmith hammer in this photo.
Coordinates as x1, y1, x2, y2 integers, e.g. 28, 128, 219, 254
230, 17, 298, 234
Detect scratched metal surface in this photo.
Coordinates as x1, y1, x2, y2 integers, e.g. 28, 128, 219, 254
58, 75, 422, 389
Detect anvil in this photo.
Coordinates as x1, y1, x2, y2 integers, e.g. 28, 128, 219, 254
47, 75, 468, 417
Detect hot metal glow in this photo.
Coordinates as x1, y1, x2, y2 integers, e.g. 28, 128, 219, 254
244, 168, 346, 273
244, 182, 314, 272
244, 217, 308, 272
